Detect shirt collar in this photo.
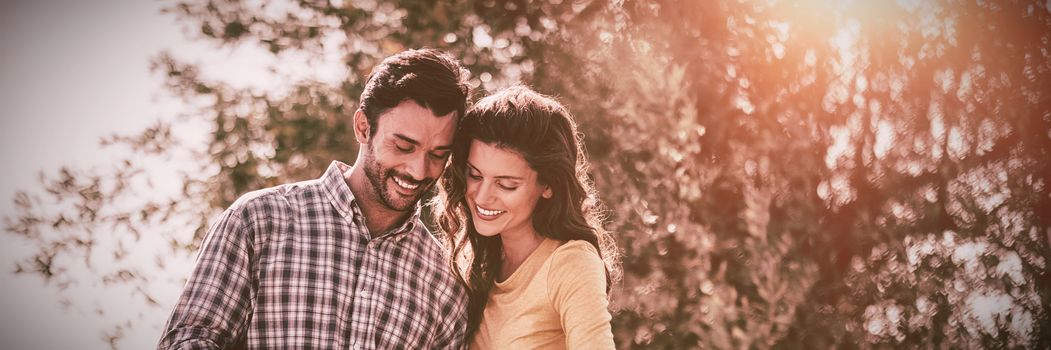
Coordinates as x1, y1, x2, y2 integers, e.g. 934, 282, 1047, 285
321, 160, 358, 221
384, 207, 422, 239
320, 160, 423, 238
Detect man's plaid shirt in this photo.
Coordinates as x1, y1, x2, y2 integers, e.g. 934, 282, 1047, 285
159, 161, 468, 349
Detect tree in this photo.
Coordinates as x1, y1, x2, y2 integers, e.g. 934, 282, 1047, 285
6, 0, 1050, 348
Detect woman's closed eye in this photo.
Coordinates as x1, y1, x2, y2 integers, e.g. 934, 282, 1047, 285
467, 172, 518, 191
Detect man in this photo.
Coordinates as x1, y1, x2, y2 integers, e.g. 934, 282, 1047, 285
159, 48, 471, 349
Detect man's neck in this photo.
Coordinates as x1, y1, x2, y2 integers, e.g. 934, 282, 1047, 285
344, 166, 411, 237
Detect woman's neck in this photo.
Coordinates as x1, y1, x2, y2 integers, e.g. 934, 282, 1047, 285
499, 228, 544, 281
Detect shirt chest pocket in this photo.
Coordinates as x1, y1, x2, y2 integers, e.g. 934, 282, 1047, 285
256, 232, 340, 315
357, 268, 439, 346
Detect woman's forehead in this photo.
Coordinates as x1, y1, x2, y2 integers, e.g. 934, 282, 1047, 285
467, 140, 536, 178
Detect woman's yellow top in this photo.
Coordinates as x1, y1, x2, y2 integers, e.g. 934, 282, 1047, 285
470, 238, 614, 349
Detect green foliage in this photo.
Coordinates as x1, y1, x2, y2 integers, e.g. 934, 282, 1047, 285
5, 0, 1050, 348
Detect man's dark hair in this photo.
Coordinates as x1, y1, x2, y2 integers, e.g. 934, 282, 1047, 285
358, 48, 471, 135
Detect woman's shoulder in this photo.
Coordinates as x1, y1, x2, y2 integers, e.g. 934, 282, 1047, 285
547, 239, 603, 272
553, 239, 599, 256
544, 239, 607, 304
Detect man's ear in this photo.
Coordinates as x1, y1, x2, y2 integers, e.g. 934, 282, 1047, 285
542, 186, 553, 199
353, 109, 371, 144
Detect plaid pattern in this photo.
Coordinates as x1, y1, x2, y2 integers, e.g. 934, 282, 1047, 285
159, 161, 468, 349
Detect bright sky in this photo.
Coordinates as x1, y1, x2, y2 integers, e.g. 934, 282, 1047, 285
0, 1, 308, 348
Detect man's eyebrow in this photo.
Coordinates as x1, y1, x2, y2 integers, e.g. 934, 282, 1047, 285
392, 133, 419, 145
466, 161, 524, 180
394, 133, 452, 151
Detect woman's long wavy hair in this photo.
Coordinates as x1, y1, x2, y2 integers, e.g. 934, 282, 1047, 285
435, 86, 621, 337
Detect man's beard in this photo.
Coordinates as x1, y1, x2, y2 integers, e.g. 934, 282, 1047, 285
362, 142, 433, 212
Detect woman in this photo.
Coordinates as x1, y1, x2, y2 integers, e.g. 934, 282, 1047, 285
437, 86, 620, 349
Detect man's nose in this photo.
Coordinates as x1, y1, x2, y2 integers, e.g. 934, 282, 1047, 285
405, 153, 427, 181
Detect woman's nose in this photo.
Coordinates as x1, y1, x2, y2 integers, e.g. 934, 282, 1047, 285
472, 181, 494, 205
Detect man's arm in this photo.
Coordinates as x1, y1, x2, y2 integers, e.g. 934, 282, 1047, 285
158, 207, 255, 350
432, 287, 470, 350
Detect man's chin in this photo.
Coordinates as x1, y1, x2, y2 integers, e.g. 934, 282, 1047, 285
383, 192, 420, 212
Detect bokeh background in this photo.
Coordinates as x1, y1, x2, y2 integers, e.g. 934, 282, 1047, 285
2, 0, 1049, 348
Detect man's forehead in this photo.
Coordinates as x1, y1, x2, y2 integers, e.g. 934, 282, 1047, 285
378, 114, 457, 134
375, 103, 457, 145
375, 101, 456, 124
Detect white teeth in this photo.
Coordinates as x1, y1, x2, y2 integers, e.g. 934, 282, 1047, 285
477, 206, 505, 216
392, 176, 419, 190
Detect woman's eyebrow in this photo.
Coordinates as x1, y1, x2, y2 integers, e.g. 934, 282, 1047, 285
466, 161, 524, 180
